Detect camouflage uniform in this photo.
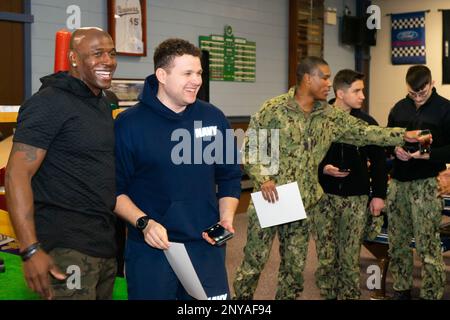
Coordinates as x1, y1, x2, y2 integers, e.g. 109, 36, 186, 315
310, 194, 368, 299
387, 178, 446, 299
315, 108, 388, 300
49, 248, 117, 300
386, 87, 450, 300
233, 87, 406, 300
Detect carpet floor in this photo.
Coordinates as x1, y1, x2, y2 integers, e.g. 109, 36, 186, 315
226, 212, 450, 300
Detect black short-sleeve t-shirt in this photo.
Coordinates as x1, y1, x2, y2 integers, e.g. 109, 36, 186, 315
13, 73, 117, 258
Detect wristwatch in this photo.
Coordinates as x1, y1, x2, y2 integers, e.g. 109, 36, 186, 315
136, 216, 150, 232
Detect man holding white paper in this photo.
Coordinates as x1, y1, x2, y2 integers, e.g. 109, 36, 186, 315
233, 56, 430, 300
250, 182, 307, 229
114, 39, 241, 300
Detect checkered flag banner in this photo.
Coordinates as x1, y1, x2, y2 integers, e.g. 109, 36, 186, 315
391, 11, 426, 65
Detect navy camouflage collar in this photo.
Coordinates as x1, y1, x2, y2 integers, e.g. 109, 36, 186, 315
286, 86, 328, 113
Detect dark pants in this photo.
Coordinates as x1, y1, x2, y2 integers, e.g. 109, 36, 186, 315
125, 239, 229, 300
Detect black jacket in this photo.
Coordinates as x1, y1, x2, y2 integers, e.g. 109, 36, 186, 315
319, 108, 387, 198
387, 88, 450, 181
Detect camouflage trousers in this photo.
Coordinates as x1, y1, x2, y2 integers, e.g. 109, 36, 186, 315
49, 248, 117, 300
310, 194, 369, 300
233, 203, 310, 300
387, 178, 446, 299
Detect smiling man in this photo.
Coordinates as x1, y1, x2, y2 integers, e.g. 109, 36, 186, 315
114, 38, 241, 300
233, 56, 428, 300
6, 27, 118, 300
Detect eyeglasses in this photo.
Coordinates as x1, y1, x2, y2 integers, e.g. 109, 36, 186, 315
408, 85, 431, 99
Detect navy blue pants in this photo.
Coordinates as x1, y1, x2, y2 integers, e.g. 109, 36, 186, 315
125, 238, 230, 300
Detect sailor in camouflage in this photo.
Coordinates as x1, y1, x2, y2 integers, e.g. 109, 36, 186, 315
387, 178, 445, 300
386, 65, 449, 300
233, 56, 425, 300
314, 69, 389, 300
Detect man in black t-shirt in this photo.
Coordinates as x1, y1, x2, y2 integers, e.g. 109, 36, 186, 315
5, 27, 118, 300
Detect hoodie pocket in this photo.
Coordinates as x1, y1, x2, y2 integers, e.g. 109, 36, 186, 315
161, 199, 219, 241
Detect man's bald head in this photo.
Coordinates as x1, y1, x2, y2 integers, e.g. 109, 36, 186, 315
69, 27, 110, 51
68, 27, 117, 95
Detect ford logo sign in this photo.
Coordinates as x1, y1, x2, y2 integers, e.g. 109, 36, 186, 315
397, 31, 418, 41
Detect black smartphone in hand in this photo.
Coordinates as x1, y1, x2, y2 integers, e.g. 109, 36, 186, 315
338, 168, 351, 172
203, 223, 234, 246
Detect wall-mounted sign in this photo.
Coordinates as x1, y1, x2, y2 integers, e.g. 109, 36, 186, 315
199, 25, 256, 82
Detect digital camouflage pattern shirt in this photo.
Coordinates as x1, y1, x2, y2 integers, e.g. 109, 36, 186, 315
242, 86, 406, 211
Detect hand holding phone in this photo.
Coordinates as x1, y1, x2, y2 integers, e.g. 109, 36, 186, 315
323, 164, 350, 177
203, 223, 234, 246
419, 129, 431, 154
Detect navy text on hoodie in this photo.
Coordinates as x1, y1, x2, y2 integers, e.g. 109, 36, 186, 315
115, 74, 242, 243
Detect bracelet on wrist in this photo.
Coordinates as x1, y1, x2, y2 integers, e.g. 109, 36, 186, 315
20, 242, 41, 262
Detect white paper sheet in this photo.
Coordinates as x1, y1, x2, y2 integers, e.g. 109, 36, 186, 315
251, 182, 307, 228
164, 242, 208, 300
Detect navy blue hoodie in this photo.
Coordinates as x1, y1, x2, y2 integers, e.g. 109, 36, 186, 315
115, 74, 241, 242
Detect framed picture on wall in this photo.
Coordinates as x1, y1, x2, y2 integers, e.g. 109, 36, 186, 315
107, 0, 147, 56
109, 79, 145, 107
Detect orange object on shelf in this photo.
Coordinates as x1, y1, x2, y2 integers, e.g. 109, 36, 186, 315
54, 29, 72, 73
0, 209, 15, 239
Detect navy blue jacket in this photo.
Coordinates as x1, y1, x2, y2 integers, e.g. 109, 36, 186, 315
115, 74, 241, 242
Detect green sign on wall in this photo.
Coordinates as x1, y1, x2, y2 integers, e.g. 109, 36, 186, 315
199, 25, 256, 82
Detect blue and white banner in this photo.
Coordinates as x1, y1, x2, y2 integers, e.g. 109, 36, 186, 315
391, 11, 426, 65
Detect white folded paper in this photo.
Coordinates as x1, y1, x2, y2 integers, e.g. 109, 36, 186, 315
164, 242, 208, 300
251, 182, 307, 228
